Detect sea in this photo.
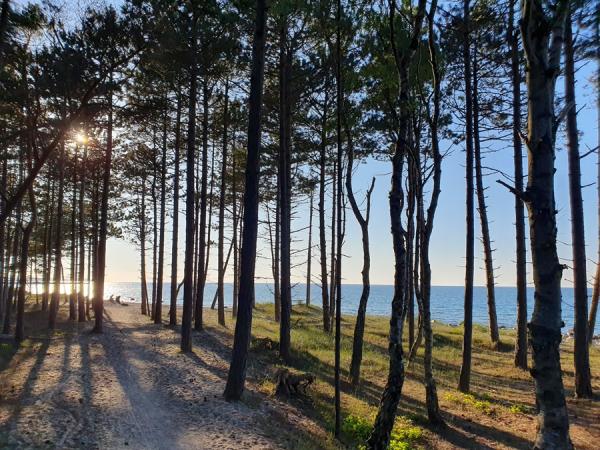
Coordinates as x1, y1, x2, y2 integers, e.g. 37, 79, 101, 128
97, 282, 599, 336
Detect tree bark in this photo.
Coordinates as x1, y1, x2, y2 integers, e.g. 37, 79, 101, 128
154, 109, 168, 325
305, 188, 314, 305
223, 0, 266, 400
217, 80, 229, 327
508, 0, 528, 369
170, 90, 182, 326
92, 80, 114, 333
564, 12, 592, 398
319, 86, 330, 332
346, 121, 375, 386
69, 147, 78, 321
472, 49, 499, 348
49, 146, 64, 330
521, 0, 572, 446
181, 8, 198, 352
278, 19, 292, 364
194, 80, 210, 331
367, 1, 427, 446
16, 189, 35, 342
78, 145, 87, 322
458, 0, 475, 393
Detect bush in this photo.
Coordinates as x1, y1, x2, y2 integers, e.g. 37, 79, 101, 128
342, 415, 422, 449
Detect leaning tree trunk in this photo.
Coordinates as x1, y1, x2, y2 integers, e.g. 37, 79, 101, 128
521, 0, 572, 446
458, 0, 475, 393
346, 119, 375, 387
223, 0, 267, 400
472, 50, 499, 348
564, 12, 593, 398
507, 0, 528, 369
181, 7, 198, 352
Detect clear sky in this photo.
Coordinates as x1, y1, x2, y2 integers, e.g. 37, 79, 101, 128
106, 58, 599, 289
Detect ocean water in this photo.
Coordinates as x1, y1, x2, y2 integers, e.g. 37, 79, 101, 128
101, 281, 599, 335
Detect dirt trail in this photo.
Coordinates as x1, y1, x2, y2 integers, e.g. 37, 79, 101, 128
0, 304, 323, 449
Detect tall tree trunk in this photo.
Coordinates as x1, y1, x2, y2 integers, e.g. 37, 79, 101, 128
508, 0, 528, 369
421, 1, 443, 423
458, 0, 475, 393
0, 159, 7, 320
589, 8, 600, 345
223, 0, 266, 400
329, 162, 336, 330
181, 9, 198, 352
155, 109, 168, 325
346, 123, 375, 387
305, 188, 314, 305
273, 194, 281, 321
170, 91, 182, 326
278, 19, 292, 364
194, 80, 210, 331
472, 50, 499, 348
564, 12, 593, 398
218, 80, 230, 327
93, 81, 114, 334
49, 146, 64, 330
367, 1, 427, 446
521, 0, 572, 446
78, 145, 87, 322
151, 132, 158, 319
69, 147, 78, 321
140, 177, 149, 316
16, 188, 35, 342
319, 87, 330, 332
334, 0, 343, 434
232, 151, 239, 318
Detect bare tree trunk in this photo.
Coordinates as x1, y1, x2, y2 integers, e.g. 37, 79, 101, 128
329, 162, 336, 330
69, 147, 78, 321
181, 8, 198, 352
458, 0, 475, 393
564, 12, 592, 398
151, 134, 158, 319
278, 19, 292, 364
346, 120, 375, 386
154, 109, 168, 325
305, 188, 314, 305
92, 81, 114, 334
78, 145, 87, 322
49, 146, 64, 330
16, 188, 35, 342
170, 90, 182, 326
194, 80, 210, 331
472, 49, 499, 348
218, 80, 230, 326
421, 2, 443, 424
521, 0, 572, 446
223, 0, 266, 400
232, 151, 239, 318
507, 0, 528, 369
589, 9, 600, 345
318, 86, 330, 332
368, 1, 427, 446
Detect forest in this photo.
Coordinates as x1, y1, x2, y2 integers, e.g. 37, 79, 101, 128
0, 0, 599, 448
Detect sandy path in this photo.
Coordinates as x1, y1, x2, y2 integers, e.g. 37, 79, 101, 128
0, 304, 321, 449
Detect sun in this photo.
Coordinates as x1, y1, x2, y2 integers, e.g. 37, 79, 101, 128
75, 131, 88, 145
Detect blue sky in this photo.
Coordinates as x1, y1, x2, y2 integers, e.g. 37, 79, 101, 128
106, 58, 599, 288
